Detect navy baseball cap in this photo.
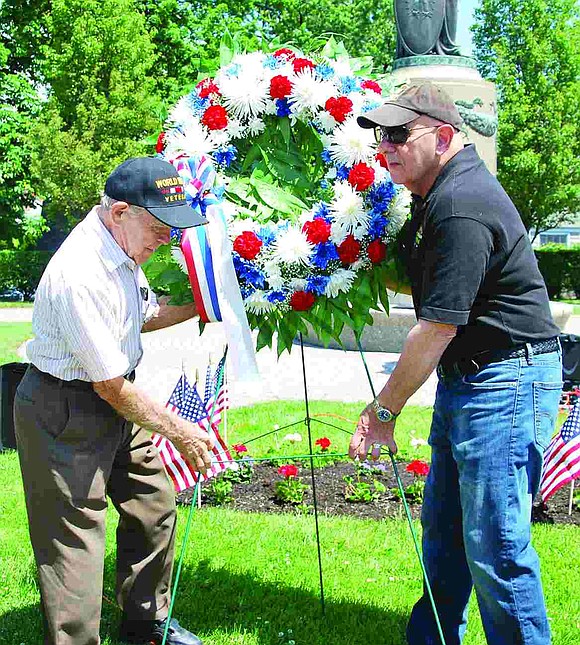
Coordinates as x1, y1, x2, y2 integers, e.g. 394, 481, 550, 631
105, 157, 207, 229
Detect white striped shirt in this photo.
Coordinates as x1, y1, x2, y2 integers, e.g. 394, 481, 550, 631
27, 207, 159, 382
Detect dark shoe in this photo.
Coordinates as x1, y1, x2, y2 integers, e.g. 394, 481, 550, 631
119, 617, 203, 645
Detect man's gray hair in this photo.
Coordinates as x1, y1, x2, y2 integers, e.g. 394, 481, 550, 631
100, 194, 147, 218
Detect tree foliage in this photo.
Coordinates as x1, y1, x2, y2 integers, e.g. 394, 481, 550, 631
472, 0, 580, 235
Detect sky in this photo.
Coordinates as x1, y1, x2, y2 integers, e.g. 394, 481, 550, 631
457, 0, 479, 56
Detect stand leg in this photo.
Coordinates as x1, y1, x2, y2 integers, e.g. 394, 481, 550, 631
299, 332, 326, 615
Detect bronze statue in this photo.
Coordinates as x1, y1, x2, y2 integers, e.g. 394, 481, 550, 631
395, 0, 461, 58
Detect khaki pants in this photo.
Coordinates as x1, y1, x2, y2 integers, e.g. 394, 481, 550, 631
14, 366, 177, 645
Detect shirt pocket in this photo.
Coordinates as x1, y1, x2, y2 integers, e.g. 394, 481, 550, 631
533, 381, 563, 450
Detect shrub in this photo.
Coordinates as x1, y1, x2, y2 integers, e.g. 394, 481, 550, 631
0, 250, 51, 298
534, 244, 580, 299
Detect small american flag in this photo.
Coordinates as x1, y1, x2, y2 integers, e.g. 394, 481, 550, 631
204, 355, 228, 425
540, 400, 580, 503
152, 373, 235, 493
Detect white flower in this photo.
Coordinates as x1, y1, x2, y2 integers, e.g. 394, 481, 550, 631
283, 433, 302, 443
171, 247, 188, 273
388, 187, 412, 234
347, 92, 367, 116
290, 278, 307, 291
245, 290, 277, 314
410, 436, 428, 448
329, 181, 369, 241
328, 116, 375, 167
218, 69, 269, 120
163, 120, 218, 158
288, 68, 335, 116
325, 167, 337, 180
247, 118, 266, 136
226, 119, 245, 139
371, 160, 389, 185
272, 226, 313, 265
263, 258, 284, 290
263, 99, 278, 116
316, 111, 338, 133
324, 269, 356, 298
228, 218, 258, 240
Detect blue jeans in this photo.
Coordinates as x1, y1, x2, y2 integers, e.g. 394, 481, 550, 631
406, 349, 562, 645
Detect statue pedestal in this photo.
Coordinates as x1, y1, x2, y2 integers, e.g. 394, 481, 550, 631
391, 56, 498, 175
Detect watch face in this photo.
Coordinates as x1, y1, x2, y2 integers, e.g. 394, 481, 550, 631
376, 407, 393, 423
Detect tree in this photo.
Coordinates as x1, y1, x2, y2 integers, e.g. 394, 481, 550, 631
472, 0, 580, 236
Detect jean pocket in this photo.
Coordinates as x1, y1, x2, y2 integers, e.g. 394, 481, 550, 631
533, 381, 563, 450
461, 361, 518, 389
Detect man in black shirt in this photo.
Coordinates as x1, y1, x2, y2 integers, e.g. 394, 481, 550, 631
350, 82, 561, 645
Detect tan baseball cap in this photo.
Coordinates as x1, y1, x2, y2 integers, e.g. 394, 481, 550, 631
357, 82, 463, 130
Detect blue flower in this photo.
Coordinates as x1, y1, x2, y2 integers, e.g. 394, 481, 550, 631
225, 63, 241, 78
257, 226, 276, 247
188, 94, 210, 117
233, 256, 266, 288
311, 242, 339, 269
320, 179, 329, 189
313, 202, 331, 222
266, 290, 286, 303
315, 64, 334, 80
263, 55, 280, 69
215, 145, 238, 168
320, 149, 332, 164
276, 98, 291, 117
367, 181, 396, 214
362, 101, 381, 113
336, 164, 350, 181
368, 215, 388, 238
170, 228, 182, 244
339, 76, 359, 94
306, 275, 330, 296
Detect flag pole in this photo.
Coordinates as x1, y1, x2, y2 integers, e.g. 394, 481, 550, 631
223, 347, 228, 445
568, 479, 575, 516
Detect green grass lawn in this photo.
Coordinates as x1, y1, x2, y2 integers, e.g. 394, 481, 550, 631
0, 321, 32, 364
0, 301, 34, 308
2, 406, 579, 645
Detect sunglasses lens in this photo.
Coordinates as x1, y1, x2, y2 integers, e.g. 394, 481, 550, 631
388, 127, 409, 144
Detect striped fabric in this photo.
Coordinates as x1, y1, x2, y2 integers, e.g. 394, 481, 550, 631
27, 208, 159, 382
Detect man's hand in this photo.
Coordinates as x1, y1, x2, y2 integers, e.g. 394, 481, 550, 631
349, 404, 398, 461
172, 419, 214, 475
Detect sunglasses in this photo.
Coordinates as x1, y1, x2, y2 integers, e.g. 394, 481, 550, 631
374, 124, 437, 145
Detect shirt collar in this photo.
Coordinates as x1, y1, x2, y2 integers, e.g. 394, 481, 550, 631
84, 207, 136, 272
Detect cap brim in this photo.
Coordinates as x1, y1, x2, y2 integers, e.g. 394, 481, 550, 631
357, 103, 421, 129
148, 203, 208, 229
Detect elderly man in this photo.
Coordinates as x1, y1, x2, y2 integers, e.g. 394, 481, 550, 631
351, 83, 562, 644
15, 157, 212, 645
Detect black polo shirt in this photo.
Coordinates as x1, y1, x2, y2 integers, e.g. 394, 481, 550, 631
400, 144, 559, 364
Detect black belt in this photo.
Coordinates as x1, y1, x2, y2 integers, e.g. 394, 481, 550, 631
438, 337, 559, 379
30, 364, 136, 389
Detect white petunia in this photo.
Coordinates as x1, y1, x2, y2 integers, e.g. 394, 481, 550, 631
324, 269, 356, 298
171, 247, 188, 274
329, 181, 370, 241
272, 226, 313, 265
245, 290, 277, 314
328, 116, 375, 167
288, 69, 335, 116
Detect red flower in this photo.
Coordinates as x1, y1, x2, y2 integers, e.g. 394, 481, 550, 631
367, 239, 387, 264
337, 235, 361, 264
361, 79, 382, 95
302, 218, 331, 244
290, 290, 315, 311
324, 96, 353, 123
233, 231, 262, 260
315, 437, 331, 451
278, 464, 298, 478
155, 131, 165, 154
375, 152, 389, 169
293, 57, 315, 74
196, 78, 220, 99
269, 75, 293, 99
201, 105, 228, 131
232, 443, 248, 454
274, 48, 295, 60
406, 460, 430, 477
348, 162, 375, 192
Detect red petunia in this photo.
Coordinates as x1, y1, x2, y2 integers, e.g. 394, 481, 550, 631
233, 231, 262, 260
196, 78, 221, 99
293, 57, 315, 74
273, 48, 295, 60
155, 131, 165, 154
269, 75, 293, 99
278, 464, 298, 478
324, 96, 353, 123
201, 104, 228, 131
337, 235, 361, 264
375, 152, 389, 169
315, 437, 331, 451
302, 218, 331, 244
348, 162, 375, 192
406, 460, 430, 477
361, 79, 382, 95
367, 239, 387, 264
290, 290, 315, 311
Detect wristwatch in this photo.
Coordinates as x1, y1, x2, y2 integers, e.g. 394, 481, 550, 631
372, 399, 399, 423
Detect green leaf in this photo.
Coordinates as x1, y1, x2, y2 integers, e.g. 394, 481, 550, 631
219, 30, 236, 68
249, 174, 308, 216
278, 116, 291, 148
